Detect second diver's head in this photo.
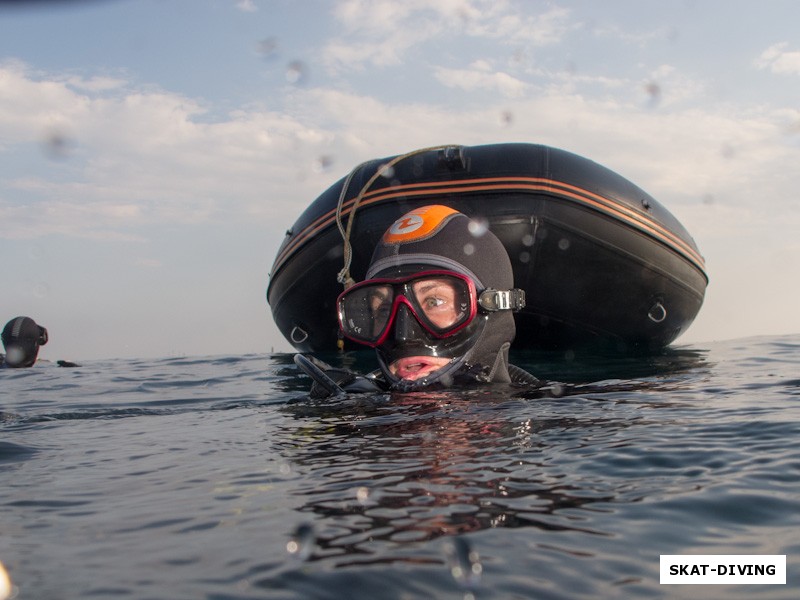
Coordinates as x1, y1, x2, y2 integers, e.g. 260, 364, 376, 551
337, 205, 524, 391
2, 316, 48, 368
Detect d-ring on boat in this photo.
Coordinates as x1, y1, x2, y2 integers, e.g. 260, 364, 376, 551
267, 143, 707, 353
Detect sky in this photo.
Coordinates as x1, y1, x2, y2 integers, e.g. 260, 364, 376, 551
1, 0, 799, 361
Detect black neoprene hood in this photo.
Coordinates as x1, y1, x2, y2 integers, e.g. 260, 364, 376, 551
2, 316, 48, 368
366, 205, 516, 389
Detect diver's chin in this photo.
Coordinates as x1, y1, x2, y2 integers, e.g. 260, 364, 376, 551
389, 355, 452, 381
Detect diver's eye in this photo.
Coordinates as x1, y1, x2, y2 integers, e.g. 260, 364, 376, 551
422, 296, 446, 309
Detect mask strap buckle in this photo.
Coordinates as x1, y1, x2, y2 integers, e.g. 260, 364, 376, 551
478, 289, 526, 312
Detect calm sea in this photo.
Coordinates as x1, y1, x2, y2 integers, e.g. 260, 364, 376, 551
1, 334, 798, 599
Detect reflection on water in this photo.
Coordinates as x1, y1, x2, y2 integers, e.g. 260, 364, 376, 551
277, 345, 712, 566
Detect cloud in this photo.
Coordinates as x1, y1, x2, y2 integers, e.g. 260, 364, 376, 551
433, 61, 528, 98
323, 1, 572, 73
4, 52, 800, 297
235, 0, 257, 13
460, 4, 572, 44
333, 0, 424, 33
133, 257, 163, 268
322, 11, 443, 71
754, 42, 800, 75
64, 74, 128, 93
590, 22, 676, 47
331, 0, 571, 43
638, 64, 707, 107
0, 63, 341, 240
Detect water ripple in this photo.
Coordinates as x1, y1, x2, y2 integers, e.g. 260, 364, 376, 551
0, 337, 798, 598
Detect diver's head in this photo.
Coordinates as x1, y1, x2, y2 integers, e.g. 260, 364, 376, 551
2, 316, 48, 368
337, 205, 524, 390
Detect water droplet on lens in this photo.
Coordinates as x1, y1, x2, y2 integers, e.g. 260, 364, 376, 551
463, 243, 475, 255
257, 36, 278, 59
445, 537, 482, 590
521, 233, 534, 247
287, 522, 315, 561
42, 128, 75, 160
468, 218, 488, 237
314, 155, 334, 172
557, 238, 570, 251
0, 560, 11, 600
518, 251, 530, 263
5, 347, 26, 367
32, 282, 50, 298
378, 164, 395, 178
356, 487, 370, 505
285, 60, 307, 84
720, 143, 735, 159
644, 81, 661, 108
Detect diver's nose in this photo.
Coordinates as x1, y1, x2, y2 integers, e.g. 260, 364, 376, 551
393, 303, 426, 342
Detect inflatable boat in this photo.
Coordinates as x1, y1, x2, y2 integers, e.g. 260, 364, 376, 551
267, 143, 707, 353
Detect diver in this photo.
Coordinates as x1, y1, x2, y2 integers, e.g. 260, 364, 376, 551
295, 204, 538, 397
1, 316, 80, 368
1, 316, 49, 368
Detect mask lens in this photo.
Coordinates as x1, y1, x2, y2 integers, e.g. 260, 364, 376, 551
339, 283, 394, 343
338, 271, 477, 346
408, 275, 473, 334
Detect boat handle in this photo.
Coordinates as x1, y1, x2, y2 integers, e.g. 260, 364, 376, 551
290, 326, 309, 344
647, 302, 667, 323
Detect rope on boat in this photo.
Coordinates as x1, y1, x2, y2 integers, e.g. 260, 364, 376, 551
335, 144, 458, 291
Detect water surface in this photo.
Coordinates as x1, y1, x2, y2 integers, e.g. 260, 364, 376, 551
2, 335, 799, 599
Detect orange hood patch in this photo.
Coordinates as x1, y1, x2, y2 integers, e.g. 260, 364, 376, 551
382, 205, 459, 244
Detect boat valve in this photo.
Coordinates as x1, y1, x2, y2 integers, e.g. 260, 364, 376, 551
438, 146, 467, 171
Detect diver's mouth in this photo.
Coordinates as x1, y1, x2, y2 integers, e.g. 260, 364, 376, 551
390, 356, 451, 381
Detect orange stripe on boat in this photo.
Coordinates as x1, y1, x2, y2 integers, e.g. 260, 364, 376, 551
272, 178, 706, 277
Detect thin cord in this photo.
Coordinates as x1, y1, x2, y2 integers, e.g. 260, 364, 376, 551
334, 144, 458, 290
